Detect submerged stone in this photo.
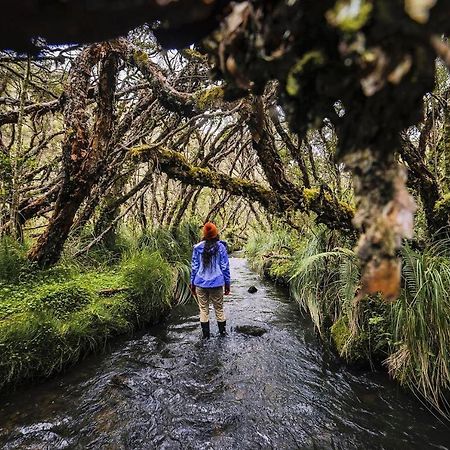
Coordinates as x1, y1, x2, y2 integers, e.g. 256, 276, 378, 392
235, 325, 268, 336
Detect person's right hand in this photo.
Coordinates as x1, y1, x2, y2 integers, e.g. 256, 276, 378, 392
224, 284, 231, 295
190, 284, 197, 297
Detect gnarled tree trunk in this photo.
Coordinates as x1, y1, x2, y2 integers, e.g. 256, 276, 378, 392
28, 43, 118, 267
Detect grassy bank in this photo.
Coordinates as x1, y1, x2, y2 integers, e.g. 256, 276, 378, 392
0, 224, 197, 390
246, 224, 450, 416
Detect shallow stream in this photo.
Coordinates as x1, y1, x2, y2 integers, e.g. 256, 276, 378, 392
0, 258, 449, 449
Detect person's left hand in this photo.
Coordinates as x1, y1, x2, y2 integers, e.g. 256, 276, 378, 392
190, 284, 197, 297
224, 284, 231, 295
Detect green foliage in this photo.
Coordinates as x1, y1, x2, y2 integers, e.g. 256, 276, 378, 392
31, 282, 93, 319
171, 222, 200, 262
245, 223, 298, 278
327, 0, 373, 32
60, 225, 123, 271
0, 236, 30, 283
136, 223, 197, 306
290, 242, 358, 333
433, 193, 450, 216
194, 86, 224, 110
173, 262, 194, 306
220, 226, 245, 252
286, 51, 325, 96
330, 317, 366, 360
0, 292, 139, 388
0, 312, 58, 384
138, 222, 198, 264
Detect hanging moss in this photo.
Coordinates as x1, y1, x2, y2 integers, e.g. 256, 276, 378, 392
181, 48, 206, 61
132, 49, 149, 67
326, 0, 373, 32
330, 316, 368, 362
303, 187, 320, 202
194, 85, 225, 110
330, 317, 351, 354
286, 51, 325, 97
339, 200, 356, 215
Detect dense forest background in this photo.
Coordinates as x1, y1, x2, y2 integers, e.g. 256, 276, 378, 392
1, 1, 450, 418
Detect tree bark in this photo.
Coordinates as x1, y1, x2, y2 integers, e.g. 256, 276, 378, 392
400, 133, 446, 236
269, 106, 310, 188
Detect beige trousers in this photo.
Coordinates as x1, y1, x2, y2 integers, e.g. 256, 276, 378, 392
197, 286, 225, 322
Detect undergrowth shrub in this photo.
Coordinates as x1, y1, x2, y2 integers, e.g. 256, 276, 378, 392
246, 224, 298, 277
61, 226, 123, 271
136, 224, 197, 306
173, 222, 200, 260
0, 312, 59, 384
386, 240, 450, 415
138, 223, 197, 264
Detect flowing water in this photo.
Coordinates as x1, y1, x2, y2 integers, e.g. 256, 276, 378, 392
0, 258, 449, 449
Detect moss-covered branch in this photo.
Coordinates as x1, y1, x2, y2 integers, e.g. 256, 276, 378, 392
0, 99, 61, 126
111, 39, 227, 117
132, 144, 355, 232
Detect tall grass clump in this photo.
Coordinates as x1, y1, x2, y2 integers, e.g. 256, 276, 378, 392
290, 236, 393, 365
0, 236, 30, 283
387, 239, 450, 414
289, 232, 358, 334
138, 222, 198, 263
121, 249, 175, 321
137, 223, 198, 305
245, 223, 298, 279
247, 224, 391, 363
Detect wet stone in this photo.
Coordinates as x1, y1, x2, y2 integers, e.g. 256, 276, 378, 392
109, 374, 128, 387
247, 286, 258, 293
234, 325, 268, 336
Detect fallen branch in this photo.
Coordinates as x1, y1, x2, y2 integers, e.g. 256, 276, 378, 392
98, 287, 129, 297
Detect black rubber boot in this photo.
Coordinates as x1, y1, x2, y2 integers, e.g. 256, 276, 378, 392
218, 321, 227, 337
201, 321, 210, 339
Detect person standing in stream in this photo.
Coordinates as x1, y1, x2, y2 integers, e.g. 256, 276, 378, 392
190, 222, 231, 338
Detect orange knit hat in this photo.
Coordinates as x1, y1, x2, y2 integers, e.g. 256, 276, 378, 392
203, 222, 219, 240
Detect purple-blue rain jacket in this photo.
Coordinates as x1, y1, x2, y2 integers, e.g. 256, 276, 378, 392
191, 241, 230, 288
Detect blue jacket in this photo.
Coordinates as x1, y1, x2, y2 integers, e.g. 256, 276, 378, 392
191, 240, 230, 288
